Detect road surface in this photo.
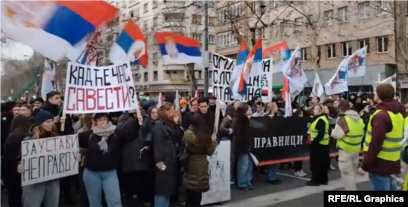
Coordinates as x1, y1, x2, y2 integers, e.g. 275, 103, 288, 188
1, 161, 371, 207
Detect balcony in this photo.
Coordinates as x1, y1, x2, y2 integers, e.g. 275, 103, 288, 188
162, 13, 185, 23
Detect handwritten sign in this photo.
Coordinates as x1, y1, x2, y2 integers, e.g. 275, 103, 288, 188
211, 53, 273, 102
21, 135, 79, 186
63, 62, 138, 114
201, 140, 231, 205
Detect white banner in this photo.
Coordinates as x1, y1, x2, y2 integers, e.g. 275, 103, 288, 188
201, 140, 231, 205
21, 135, 79, 186
63, 62, 138, 114
211, 53, 273, 102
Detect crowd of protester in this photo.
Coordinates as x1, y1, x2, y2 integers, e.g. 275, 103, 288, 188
1, 83, 407, 207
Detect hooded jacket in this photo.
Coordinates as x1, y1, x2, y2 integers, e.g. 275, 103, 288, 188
331, 110, 362, 139
361, 100, 405, 176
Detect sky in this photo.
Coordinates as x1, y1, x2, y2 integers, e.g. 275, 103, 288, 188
1, 41, 33, 75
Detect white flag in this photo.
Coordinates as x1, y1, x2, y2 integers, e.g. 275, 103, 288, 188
174, 90, 180, 110
324, 58, 349, 95
310, 72, 324, 97
284, 92, 292, 118
41, 58, 56, 100
156, 93, 163, 108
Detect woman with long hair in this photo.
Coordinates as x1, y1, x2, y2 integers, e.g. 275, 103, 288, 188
80, 113, 122, 207
307, 104, 330, 186
233, 103, 254, 191
182, 114, 217, 207
2, 115, 34, 207
265, 102, 278, 117
19, 110, 60, 207
152, 103, 179, 207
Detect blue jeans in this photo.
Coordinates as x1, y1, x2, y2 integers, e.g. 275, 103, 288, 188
237, 153, 253, 188
22, 179, 59, 207
154, 195, 170, 207
83, 168, 122, 207
266, 165, 279, 181
369, 173, 398, 191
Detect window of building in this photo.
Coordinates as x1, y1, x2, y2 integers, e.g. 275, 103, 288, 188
377, 36, 389, 53
358, 2, 370, 19
144, 72, 148, 82
153, 17, 158, 27
130, 10, 134, 18
250, 2, 256, 11
192, 15, 202, 24
359, 39, 370, 53
192, 33, 202, 43
209, 34, 215, 44
153, 0, 158, 8
300, 48, 307, 61
342, 42, 352, 57
323, 10, 333, 26
198, 71, 202, 79
376, 0, 389, 15
134, 9, 139, 19
338, 7, 348, 22
143, 3, 148, 13
217, 33, 237, 47
143, 21, 148, 30
153, 52, 158, 60
327, 44, 336, 59
208, 17, 216, 26
153, 71, 158, 81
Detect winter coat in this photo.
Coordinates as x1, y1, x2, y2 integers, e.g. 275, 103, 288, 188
151, 120, 178, 196
182, 127, 216, 192
119, 118, 154, 172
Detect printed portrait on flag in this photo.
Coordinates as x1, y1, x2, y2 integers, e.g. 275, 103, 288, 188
348, 53, 366, 73
285, 55, 302, 78
165, 37, 179, 59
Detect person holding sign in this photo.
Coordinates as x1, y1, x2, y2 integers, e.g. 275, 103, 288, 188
79, 113, 122, 207
19, 110, 61, 207
40, 91, 74, 135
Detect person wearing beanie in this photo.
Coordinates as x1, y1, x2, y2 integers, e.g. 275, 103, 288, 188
32, 97, 44, 111
19, 110, 60, 207
79, 113, 123, 207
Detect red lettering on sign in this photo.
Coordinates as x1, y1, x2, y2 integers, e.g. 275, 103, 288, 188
66, 87, 76, 111
121, 85, 130, 108
104, 88, 113, 110
85, 89, 96, 110
76, 88, 85, 111
113, 86, 121, 108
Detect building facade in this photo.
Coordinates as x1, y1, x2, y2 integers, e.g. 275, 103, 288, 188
105, 0, 217, 97
214, 0, 406, 94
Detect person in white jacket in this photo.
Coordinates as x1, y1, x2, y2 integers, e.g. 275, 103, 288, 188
331, 100, 365, 190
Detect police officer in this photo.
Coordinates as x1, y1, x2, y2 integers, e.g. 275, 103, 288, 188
332, 100, 365, 190
307, 104, 330, 186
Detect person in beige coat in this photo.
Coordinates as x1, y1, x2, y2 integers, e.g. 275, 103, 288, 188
331, 100, 365, 190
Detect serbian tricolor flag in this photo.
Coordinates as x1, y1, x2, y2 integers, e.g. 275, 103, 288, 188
232, 39, 263, 100
230, 41, 249, 100
1, 1, 118, 62
156, 32, 203, 66
109, 20, 146, 65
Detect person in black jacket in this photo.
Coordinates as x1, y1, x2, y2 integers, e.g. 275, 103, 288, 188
307, 104, 330, 186
79, 113, 126, 207
119, 108, 155, 206
2, 115, 34, 207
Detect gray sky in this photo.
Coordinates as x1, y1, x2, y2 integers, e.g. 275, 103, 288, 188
1, 41, 33, 74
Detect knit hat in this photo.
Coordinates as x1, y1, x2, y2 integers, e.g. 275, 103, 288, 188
29, 110, 54, 132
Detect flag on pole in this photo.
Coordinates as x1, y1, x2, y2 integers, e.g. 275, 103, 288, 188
310, 72, 324, 97
156, 93, 163, 108
174, 90, 180, 110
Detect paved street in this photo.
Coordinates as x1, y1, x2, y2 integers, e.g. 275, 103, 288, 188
1, 161, 371, 207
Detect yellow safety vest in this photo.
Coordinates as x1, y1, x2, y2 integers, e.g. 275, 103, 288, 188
308, 115, 329, 145
337, 116, 365, 153
364, 110, 404, 161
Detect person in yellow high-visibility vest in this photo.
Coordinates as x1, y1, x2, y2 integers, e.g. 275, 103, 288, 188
357, 84, 404, 191
331, 100, 365, 190
306, 104, 330, 186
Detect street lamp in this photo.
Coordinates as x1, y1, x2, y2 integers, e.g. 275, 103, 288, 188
250, 4, 267, 45
260, 4, 266, 15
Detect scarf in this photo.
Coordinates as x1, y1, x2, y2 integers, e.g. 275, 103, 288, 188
91, 123, 116, 154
